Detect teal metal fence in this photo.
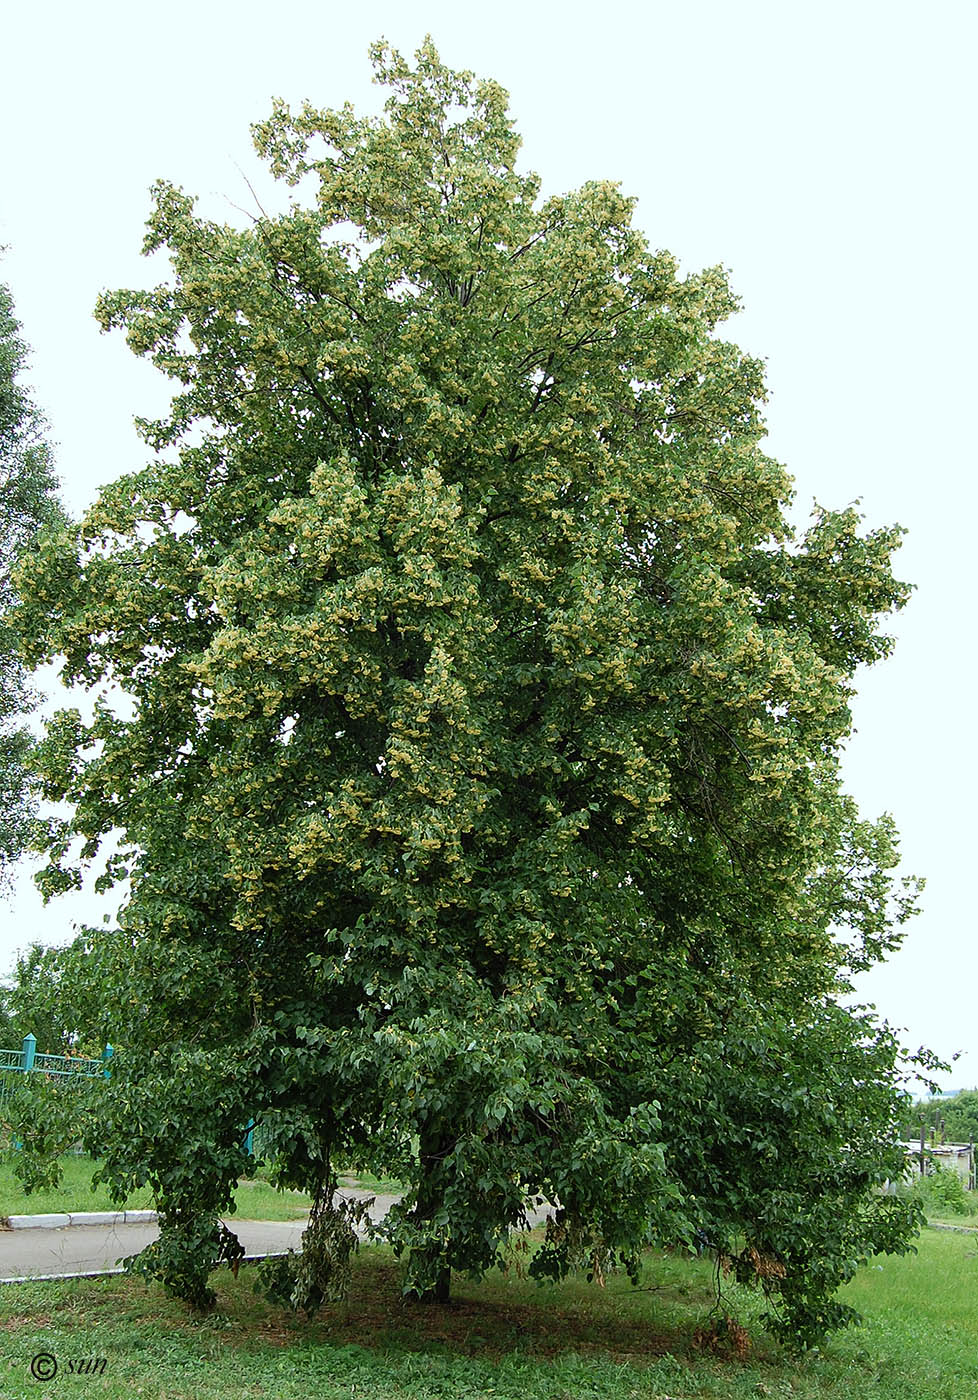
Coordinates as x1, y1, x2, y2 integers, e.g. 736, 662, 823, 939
0, 1036, 258, 1161
0, 1034, 112, 1113
0, 1041, 260, 1159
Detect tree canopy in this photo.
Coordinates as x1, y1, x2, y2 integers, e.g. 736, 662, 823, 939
13, 40, 924, 1342
0, 274, 64, 890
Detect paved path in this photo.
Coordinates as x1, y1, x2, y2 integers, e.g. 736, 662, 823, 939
0, 1218, 304, 1281
0, 1187, 401, 1282
0, 1186, 552, 1282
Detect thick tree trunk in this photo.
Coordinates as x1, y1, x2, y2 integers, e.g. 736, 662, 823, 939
419, 1261, 451, 1304
410, 1125, 455, 1303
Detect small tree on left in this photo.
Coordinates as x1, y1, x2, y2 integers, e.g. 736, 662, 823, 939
0, 273, 65, 890
0, 274, 77, 1192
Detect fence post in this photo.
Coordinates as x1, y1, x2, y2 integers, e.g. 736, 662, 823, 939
244, 1119, 255, 1157
20, 1033, 36, 1073
101, 1044, 113, 1080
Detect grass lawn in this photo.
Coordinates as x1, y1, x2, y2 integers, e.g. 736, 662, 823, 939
0, 1226, 974, 1398
0, 1155, 313, 1222
338, 1167, 407, 1197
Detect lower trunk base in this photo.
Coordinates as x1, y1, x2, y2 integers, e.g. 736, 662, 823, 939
412, 1260, 451, 1304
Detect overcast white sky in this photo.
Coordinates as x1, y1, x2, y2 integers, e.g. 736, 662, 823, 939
0, 0, 974, 1086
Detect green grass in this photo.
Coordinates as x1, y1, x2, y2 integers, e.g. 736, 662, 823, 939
228, 1177, 313, 1221
0, 1155, 313, 1221
0, 1228, 975, 1398
837, 1227, 978, 1395
338, 1167, 406, 1197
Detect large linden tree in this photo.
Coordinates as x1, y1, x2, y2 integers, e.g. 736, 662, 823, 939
15, 40, 922, 1340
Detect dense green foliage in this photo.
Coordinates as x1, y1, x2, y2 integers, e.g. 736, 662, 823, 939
13, 40, 924, 1341
0, 276, 64, 889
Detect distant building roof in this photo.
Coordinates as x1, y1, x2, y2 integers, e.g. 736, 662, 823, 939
899, 1141, 973, 1154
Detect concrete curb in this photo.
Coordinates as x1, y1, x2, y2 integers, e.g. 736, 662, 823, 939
0, 1251, 289, 1285
3, 1209, 158, 1230
0, 1181, 382, 1233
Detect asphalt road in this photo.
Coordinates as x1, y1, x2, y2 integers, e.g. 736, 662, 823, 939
0, 1189, 553, 1281
0, 1187, 402, 1281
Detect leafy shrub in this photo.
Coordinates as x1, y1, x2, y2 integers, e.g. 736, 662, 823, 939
257, 1186, 373, 1315
915, 1163, 973, 1217
0, 1074, 97, 1194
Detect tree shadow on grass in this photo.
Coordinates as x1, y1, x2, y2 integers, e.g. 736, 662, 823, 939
228, 1247, 742, 1368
